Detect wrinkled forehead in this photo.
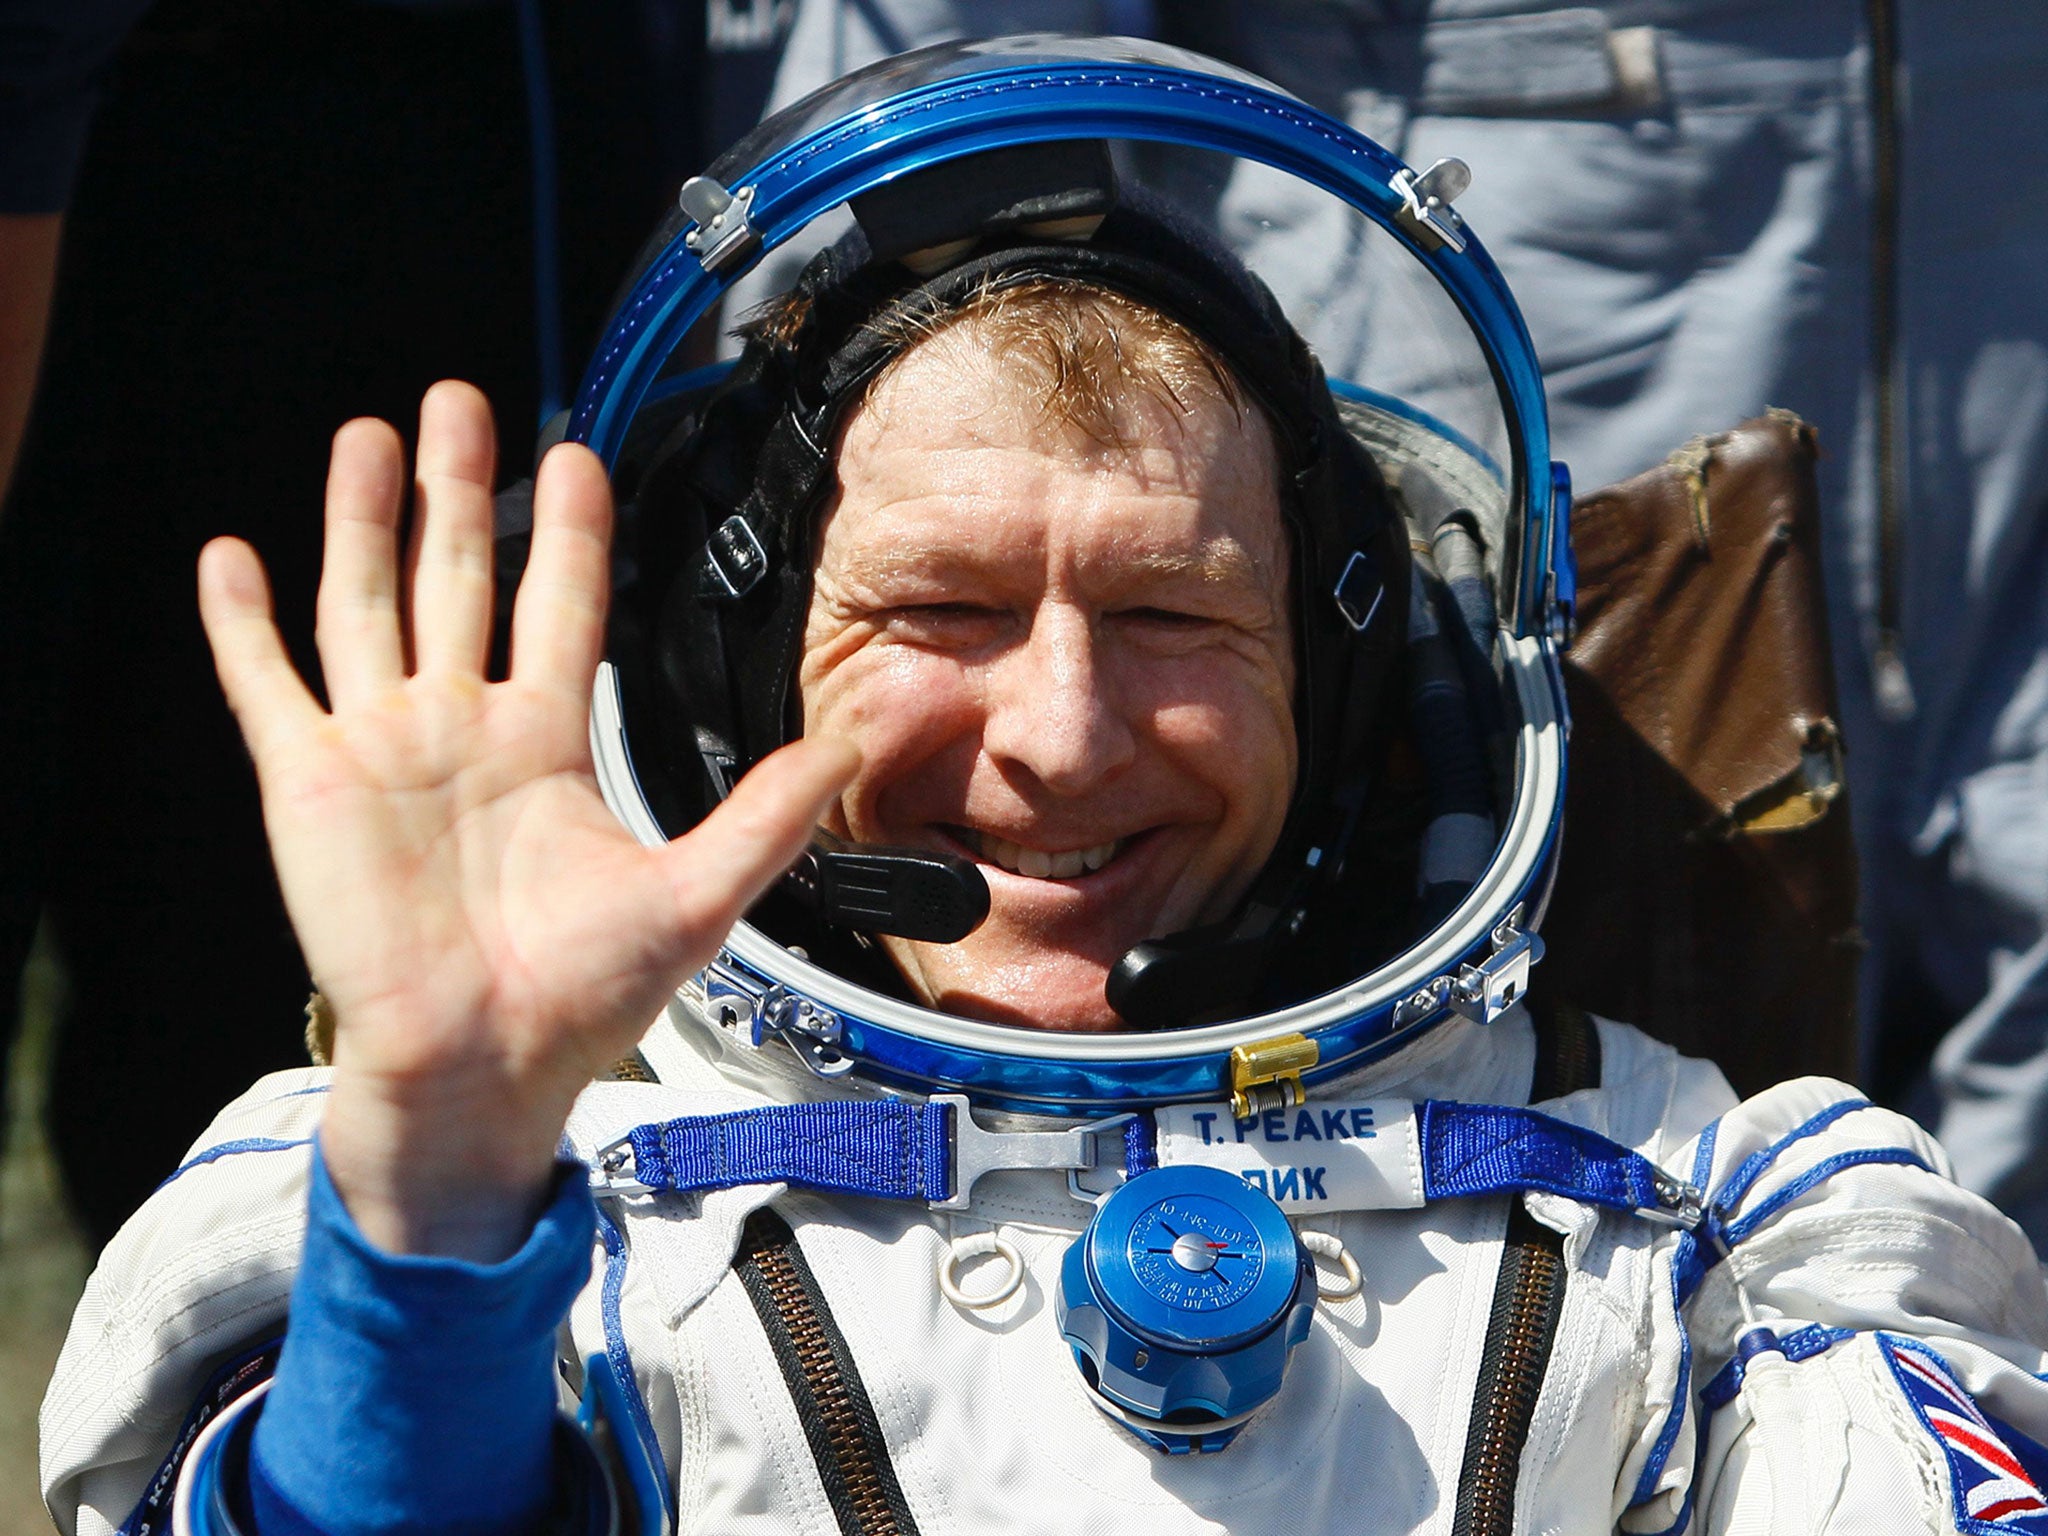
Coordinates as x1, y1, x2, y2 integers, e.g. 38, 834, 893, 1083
821, 324, 1292, 600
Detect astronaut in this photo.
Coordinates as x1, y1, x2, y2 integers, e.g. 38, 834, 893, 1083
40, 37, 2048, 1536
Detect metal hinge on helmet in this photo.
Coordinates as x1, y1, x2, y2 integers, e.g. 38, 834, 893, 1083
700, 962, 854, 1079
680, 176, 761, 275
1390, 158, 1471, 254
1391, 905, 1545, 1029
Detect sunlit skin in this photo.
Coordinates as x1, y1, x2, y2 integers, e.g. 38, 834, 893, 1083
800, 330, 1298, 1032
196, 383, 859, 1258
191, 340, 1298, 1259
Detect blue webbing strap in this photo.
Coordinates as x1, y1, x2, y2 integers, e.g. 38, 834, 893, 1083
1419, 1099, 1667, 1214
614, 1098, 1678, 1216
1124, 1115, 1159, 1175
624, 1100, 953, 1203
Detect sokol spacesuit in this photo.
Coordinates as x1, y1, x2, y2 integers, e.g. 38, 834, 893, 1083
40, 37, 2048, 1536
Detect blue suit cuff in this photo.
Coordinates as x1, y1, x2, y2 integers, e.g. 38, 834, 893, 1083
245, 1141, 597, 1536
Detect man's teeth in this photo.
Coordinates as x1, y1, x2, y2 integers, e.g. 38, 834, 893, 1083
973, 833, 1122, 879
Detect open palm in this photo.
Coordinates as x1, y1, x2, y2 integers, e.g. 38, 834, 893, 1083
198, 383, 854, 1257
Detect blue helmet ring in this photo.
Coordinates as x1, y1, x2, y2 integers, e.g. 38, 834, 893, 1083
581, 34, 1573, 1115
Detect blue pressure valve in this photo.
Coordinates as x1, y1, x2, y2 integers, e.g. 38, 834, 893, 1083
1057, 1164, 1317, 1453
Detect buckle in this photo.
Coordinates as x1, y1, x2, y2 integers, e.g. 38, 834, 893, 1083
590, 1135, 652, 1198
930, 1093, 1136, 1212
693, 515, 770, 599
1637, 1171, 1707, 1230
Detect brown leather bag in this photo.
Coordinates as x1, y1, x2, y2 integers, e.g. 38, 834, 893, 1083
1535, 410, 1861, 1096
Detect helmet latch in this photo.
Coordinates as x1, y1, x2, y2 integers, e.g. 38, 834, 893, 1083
1228, 1033, 1319, 1120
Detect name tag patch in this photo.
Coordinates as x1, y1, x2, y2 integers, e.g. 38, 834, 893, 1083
1153, 1100, 1424, 1213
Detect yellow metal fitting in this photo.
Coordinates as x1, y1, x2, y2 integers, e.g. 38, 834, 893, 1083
1228, 1033, 1320, 1121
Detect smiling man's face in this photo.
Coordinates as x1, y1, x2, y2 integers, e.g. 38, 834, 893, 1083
798, 316, 1297, 1032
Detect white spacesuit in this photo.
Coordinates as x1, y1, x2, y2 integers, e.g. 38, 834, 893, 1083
41, 998, 2048, 1534
39, 36, 2048, 1536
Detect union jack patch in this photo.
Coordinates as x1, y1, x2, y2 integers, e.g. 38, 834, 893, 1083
1881, 1335, 2048, 1532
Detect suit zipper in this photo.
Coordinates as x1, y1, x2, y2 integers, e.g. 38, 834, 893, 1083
1450, 1206, 1570, 1536
735, 1208, 922, 1536
1450, 1001, 1598, 1533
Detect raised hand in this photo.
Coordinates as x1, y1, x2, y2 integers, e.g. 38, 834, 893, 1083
198, 382, 855, 1259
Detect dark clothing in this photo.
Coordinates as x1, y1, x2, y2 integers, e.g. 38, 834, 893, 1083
0, 0, 685, 1243
0, 0, 154, 212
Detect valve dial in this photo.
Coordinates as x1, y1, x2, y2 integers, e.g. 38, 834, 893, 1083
1124, 1191, 1268, 1314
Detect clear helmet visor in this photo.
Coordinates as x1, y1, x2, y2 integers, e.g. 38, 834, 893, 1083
574, 35, 1572, 1114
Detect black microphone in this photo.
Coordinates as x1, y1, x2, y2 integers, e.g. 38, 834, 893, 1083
785, 832, 991, 943
1107, 922, 1277, 1028
1106, 890, 1303, 1028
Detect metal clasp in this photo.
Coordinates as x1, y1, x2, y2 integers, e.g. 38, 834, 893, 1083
1393, 975, 1453, 1029
1638, 1171, 1707, 1230
1391, 158, 1471, 254
1448, 906, 1546, 1025
590, 1135, 651, 1198
929, 1093, 1135, 1212
694, 514, 769, 599
1228, 1033, 1319, 1121
680, 176, 760, 275
754, 985, 853, 1079
700, 962, 854, 1079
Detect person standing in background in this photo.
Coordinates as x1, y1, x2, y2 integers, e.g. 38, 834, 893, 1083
751, 0, 2048, 1248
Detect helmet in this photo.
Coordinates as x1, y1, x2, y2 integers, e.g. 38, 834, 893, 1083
575, 34, 1574, 1117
